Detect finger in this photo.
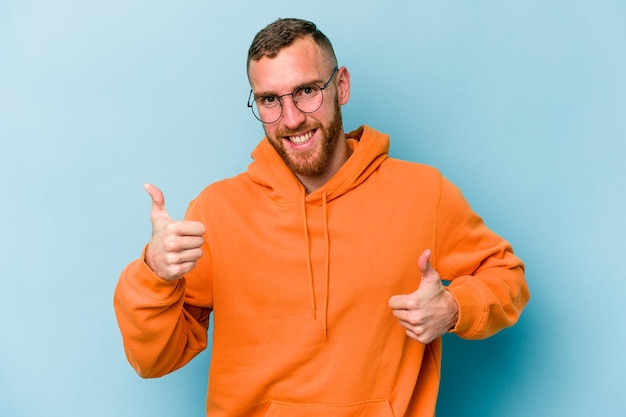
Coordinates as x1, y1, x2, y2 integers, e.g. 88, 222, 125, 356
392, 306, 427, 326
178, 261, 200, 276
144, 183, 172, 221
178, 248, 203, 263
161, 234, 205, 254
172, 220, 206, 237
388, 294, 416, 310
418, 249, 433, 275
395, 319, 430, 343
176, 235, 205, 251
388, 294, 404, 309
417, 249, 440, 286
160, 260, 199, 281
389, 250, 439, 309
164, 247, 203, 264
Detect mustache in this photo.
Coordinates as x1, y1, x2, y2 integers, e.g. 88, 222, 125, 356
275, 124, 319, 138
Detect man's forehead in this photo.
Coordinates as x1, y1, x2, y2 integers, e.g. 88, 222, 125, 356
248, 38, 327, 93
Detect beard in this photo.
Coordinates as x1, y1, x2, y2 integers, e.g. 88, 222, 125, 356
266, 100, 344, 177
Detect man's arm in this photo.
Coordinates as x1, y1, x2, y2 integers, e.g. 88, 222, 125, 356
113, 184, 210, 377
433, 177, 529, 340
389, 175, 529, 343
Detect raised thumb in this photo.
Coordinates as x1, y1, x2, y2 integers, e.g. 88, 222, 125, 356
417, 249, 439, 287
144, 183, 172, 221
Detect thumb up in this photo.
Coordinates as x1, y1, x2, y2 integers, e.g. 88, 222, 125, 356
144, 183, 206, 282
388, 249, 459, 344
146, 182, 173, 223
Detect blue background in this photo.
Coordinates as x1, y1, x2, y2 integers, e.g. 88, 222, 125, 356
1, 1, 625, 416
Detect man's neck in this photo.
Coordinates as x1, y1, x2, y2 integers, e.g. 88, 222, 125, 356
298, 139, 353, 194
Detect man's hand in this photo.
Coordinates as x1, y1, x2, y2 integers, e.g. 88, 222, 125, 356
144, 183, 206, 282
388, 249, 459, 344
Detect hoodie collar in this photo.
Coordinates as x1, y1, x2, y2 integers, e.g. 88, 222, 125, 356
247, 125, 390, 203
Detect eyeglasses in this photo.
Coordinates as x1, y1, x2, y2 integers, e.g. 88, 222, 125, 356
247, 67, 338, 124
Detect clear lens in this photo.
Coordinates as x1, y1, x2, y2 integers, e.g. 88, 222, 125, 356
293, 85, 322, 112
251, 99, 281, 124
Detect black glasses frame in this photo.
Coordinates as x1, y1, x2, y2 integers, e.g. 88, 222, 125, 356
247, 67, 339, 124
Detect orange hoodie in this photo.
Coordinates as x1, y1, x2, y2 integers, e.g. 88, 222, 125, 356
114, 125, 529, 417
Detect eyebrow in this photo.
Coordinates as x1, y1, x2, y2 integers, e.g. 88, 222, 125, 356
253, 77, 326, 99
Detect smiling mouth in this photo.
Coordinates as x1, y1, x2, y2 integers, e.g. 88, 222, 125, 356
286, 130, 314, 145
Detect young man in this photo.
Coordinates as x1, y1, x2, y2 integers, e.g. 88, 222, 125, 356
114, 18, 529, 417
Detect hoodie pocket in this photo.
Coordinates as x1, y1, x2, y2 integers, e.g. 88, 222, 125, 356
264, 398, 395, 417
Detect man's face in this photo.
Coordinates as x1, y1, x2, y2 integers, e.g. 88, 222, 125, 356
248, 37, 350, 178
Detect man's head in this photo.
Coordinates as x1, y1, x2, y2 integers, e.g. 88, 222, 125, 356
246, 19, 351, 186
247, 18, 338, 78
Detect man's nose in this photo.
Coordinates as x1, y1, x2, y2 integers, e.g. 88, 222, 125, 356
280, 96, 306, 128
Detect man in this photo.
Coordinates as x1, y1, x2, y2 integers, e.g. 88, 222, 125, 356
114, 18, 529, 417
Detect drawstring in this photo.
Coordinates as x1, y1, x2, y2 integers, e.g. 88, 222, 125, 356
321, 191, 330, 340
301, 187, 317, 320
301, 188, 331, 340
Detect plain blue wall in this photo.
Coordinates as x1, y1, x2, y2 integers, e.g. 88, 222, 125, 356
1, 1, 625, 416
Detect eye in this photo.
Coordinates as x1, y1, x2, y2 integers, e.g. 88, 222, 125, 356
257, 95, 279, 108
294, 85, 319, 101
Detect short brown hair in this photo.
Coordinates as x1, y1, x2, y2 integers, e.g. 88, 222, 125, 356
247, 18, 337, 74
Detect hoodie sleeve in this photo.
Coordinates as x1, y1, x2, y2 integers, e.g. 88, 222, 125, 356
113, 244, 211, 378
432, 175, 529, 340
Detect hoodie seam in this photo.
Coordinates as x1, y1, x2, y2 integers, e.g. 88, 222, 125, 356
432, 171, 443, 270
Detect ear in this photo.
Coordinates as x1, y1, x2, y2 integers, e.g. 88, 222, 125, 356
336, 66, 351, 105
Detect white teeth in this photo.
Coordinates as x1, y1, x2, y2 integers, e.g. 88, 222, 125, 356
289, 131, 313, 145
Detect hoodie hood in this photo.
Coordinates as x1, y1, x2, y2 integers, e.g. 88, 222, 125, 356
247, 125, 389, 204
